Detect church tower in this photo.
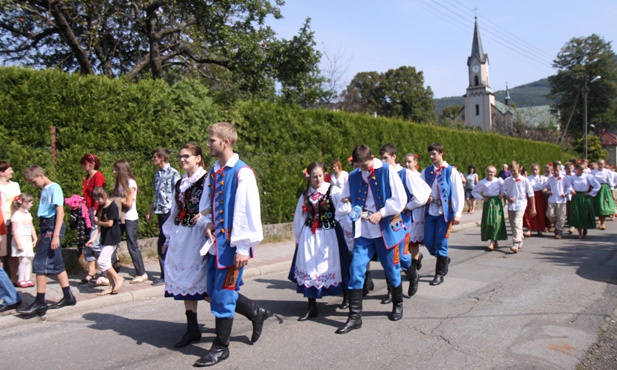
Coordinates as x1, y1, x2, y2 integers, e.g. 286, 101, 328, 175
464, 17, 495, 131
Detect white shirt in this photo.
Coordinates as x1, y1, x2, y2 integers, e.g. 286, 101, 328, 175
527, 174, 547, 192
340, 158, 406, 239
420, 161, 465, 218
396, 165, 431, 210
591, 169, 616, 188
330, 171, 349, 189
472, 177, 503, 199
117, 179, 138, 221
501, 176, 534, 211
544, 175, 570, 204
204, 154, 263, 256
568, 174, 601, 197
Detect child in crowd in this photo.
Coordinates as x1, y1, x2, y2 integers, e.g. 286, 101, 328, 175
473, 165, 507, 251
10, 194, 37, 288
567, 163, 600, 238
523, 164, 548, 237
501, 161, 535, 253
544, 163, 570, 239
17, 165, 76, 316
86, 187, 124, 295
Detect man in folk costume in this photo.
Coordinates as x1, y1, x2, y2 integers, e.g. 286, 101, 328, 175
336, 144, 407, 334
421, 143, 464, 286
195, 122, 270, 367
379, 144, 431, 300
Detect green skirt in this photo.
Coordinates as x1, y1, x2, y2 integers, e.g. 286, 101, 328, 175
570, 192, 597, 229
481, 196, 508, 241
594, 183, 616, 217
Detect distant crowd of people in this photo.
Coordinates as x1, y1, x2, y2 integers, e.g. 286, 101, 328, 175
2, 132, 617, 367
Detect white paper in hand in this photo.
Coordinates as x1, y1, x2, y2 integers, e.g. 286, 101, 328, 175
200, 238, 213, 256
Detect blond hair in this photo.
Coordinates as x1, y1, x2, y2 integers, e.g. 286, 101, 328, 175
207, 122, 237, 147
23, 165, 45, 181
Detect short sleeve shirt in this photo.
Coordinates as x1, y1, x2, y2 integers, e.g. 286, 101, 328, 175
100, 201, 121, 245
37, 182, 64, 218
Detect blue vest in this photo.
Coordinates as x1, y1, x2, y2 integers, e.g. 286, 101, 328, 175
423, 165, 455, 222
398, 168, 413, 231
208, 159, 254, 268
349, 162, 406, 249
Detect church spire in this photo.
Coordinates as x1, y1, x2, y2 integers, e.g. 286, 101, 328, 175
469, 17, 488, 64
505, 83, 511, 106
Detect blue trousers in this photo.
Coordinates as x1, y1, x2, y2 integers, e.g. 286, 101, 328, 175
0, 266, 20, 306
424, 214, 451, 257
206, 255, 244, 318
399, 236, 411, 271
348, 237, 401, 290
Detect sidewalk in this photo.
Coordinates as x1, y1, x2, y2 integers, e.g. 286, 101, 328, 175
0, 210, 484, 327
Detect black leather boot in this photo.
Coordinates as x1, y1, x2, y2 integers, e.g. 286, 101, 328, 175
235, 293, 270, 343
430, 256, 448, 286
366, 271, 375, 291
407, 260, 420, 297
380, 279, 392, 304
16, 300, 48, 316
443, 256, 451, 276
335, 289, 363, 334
194, 318, 232, 367
416, 253, 424, 271
298, 298, 318, 321
49, 289, 77, 309
338, 290, 349, 309
389, 283, 404, 321
174, 310, 201, 348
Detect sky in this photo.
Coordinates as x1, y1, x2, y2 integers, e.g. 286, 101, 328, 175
267, 0, 617, 98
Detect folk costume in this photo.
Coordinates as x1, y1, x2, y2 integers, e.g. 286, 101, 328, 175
196, 153, 270, 366
523, 174, 548, 233
472, 177, 507, 246
567, 173, 600, 234
591, 169, 616, 221
544, 174, 570, 237
421, 161, 464, 285
501, 176, 534, 252
336, 158, 407, 334
162, 167, 209, 301
395, 164, 431, 297
289, 182, 351, 320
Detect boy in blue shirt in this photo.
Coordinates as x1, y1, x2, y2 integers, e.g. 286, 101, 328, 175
17, 166, 75, 316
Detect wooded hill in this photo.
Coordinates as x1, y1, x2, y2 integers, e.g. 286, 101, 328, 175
434, 78, 553, 116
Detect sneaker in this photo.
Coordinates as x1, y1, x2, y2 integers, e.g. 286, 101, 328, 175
151, 278, 165, 286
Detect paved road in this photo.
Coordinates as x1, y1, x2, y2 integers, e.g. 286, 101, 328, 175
1, 217, 617, 369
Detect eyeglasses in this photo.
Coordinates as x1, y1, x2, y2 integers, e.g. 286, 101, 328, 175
178, 154, 194, 160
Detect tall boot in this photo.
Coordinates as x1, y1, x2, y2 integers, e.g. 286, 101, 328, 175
362, 271, 374, 296
298, 298, 318, 321
406, 260, 420, 297
416, 253, 424, 271
235, 293, 270, 343
443, 256, 451, 276
174, 310, 201, 348
194, 317, 232, 367
335, 289, 363, 334
380, 278, 392, 304
338, 290, 349, 310
389, 283, 404, 321
430, 256, 448, 286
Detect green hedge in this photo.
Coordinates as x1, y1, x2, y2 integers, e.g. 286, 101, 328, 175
0, 67, 569, 242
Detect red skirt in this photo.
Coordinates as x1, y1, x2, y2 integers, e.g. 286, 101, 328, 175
523, 190, 549, 231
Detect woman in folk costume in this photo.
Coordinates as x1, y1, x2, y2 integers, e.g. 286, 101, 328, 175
568, 163, 600, 238
591, 159, 616, 230
161, 143, 210, 348
289, 162, 351, 321
472, 165, 507, 251
523, 164, 549, 237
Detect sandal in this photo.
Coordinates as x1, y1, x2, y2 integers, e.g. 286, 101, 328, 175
130, 274, 148, 284
97, 288, 114, 296
79, 274, 96, 284
111, 278, 125, 295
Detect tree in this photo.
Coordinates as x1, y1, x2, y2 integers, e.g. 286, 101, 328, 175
338, 66, 435, 123
573, 135, 607, 162
548, 34, 617, 139
0, 1, 324, 103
